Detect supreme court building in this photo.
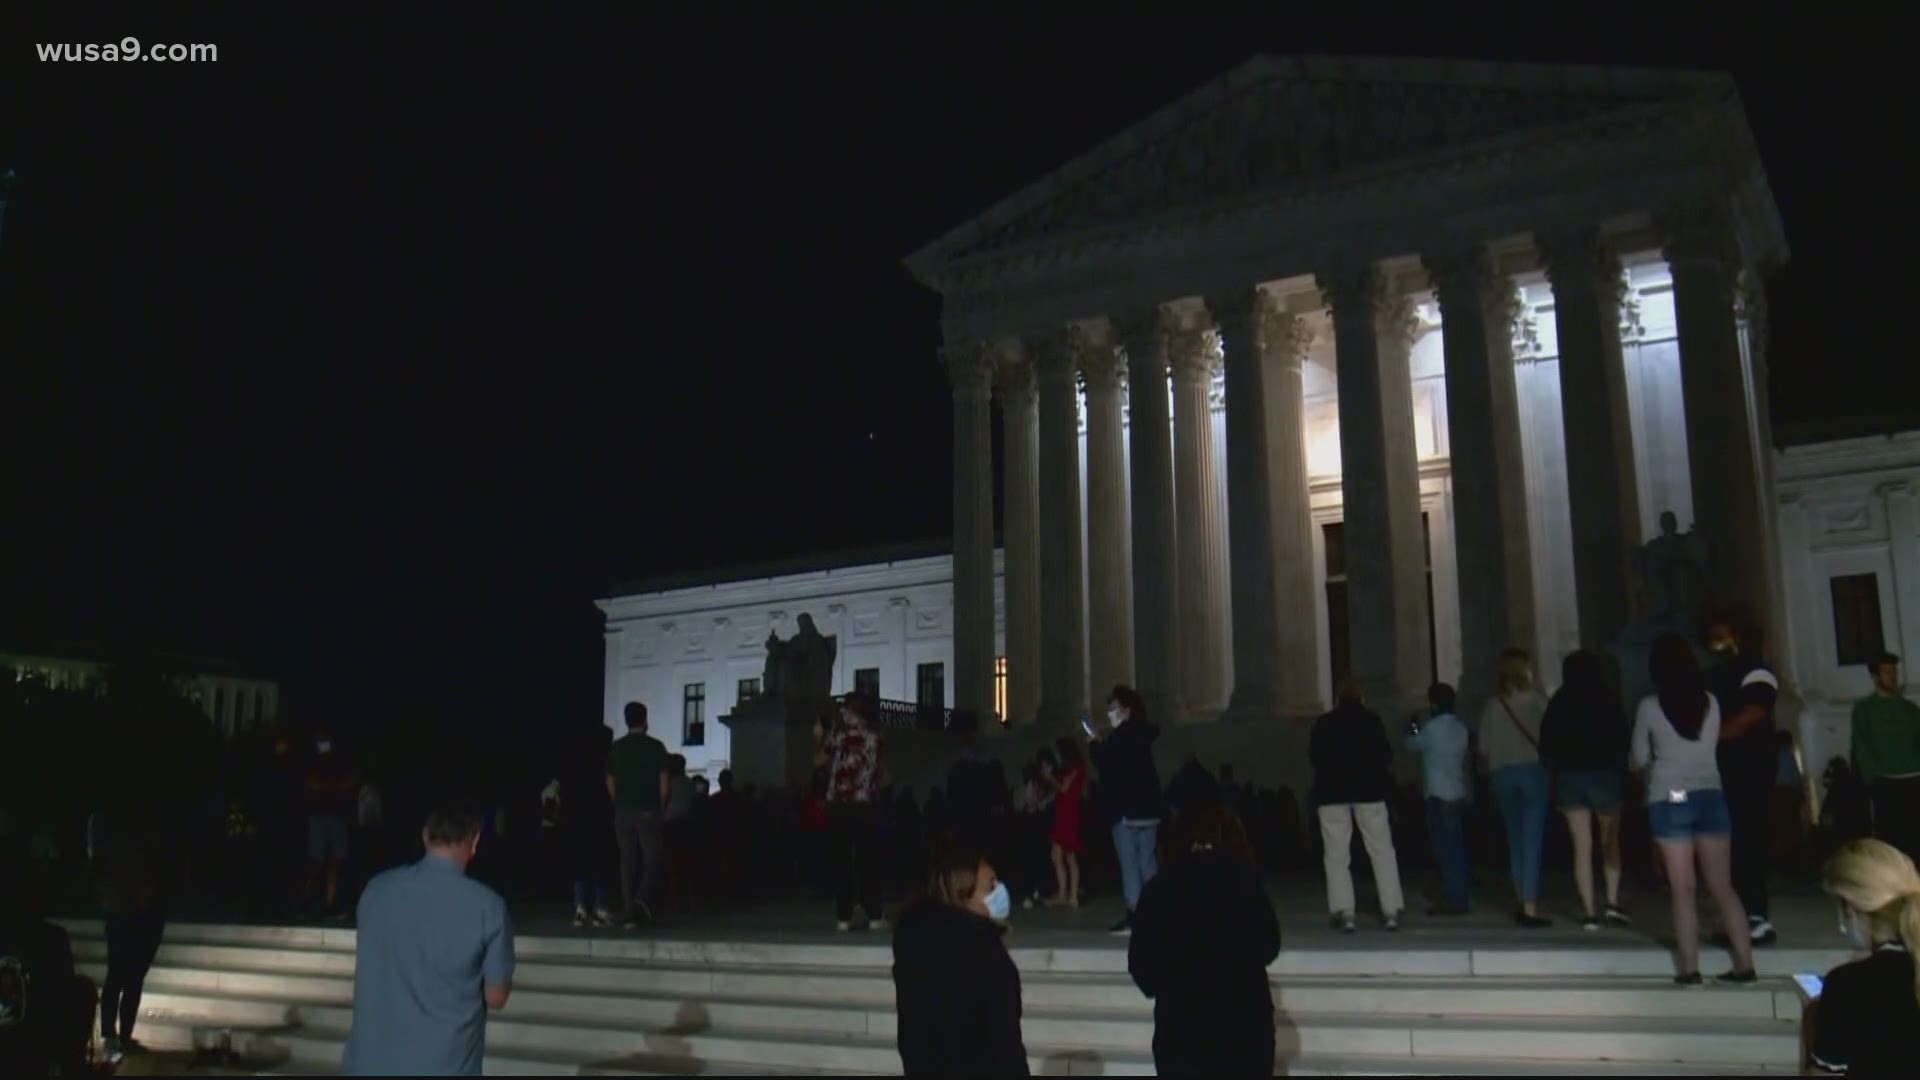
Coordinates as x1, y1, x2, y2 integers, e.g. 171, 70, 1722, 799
600, 56, 1918, 785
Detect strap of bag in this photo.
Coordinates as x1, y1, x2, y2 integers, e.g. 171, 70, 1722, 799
1498, 697, 1541, 752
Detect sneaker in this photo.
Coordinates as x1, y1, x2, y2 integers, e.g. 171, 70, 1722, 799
1582, 915, 1602, 932
594, 909, 615, 927
1674, 972, 1704, 987
835, 920, 852, 932
1332, 913, 1357, 934
1716, 968, 1759, 985
1022, 896, 1036, 911
1515, 912, 1552, 929
868, 918, 890, 933
1603, 904, 1632, 926
102, 1037, 125, 1067
1109, 913, 1134, 936
621, 919, 643, 931
1383, 912, 1401, 932
572, 907, 590, 928
1749, 918, 1778, 946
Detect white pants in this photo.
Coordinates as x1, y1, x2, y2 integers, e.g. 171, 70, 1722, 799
1318, 801, 1405, 917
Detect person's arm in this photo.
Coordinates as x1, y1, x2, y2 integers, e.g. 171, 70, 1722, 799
659, 769, 672, 808
1629, 700, 1653, 775
1720, 668, 1779, 742
481, 898, 516, 1011
1805, 967, 1858, 1075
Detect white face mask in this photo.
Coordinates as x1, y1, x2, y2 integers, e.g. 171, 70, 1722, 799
983, 880, 1011, 921
1844, 908, 1872, 949
1107, 706, 1126, 728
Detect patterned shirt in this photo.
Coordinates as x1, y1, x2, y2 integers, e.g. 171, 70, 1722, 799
825, 726, 884, 805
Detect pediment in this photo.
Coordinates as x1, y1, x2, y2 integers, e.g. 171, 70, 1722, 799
909, 55, 1728, 277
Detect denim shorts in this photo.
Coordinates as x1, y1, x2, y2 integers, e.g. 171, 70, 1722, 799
1647, 789, 1732, 840
1556, 769, 1623, 813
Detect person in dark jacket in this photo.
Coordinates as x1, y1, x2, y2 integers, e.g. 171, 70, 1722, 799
891, 848, 1026, 1077
1090, 685, 1164, 935
1128, 803, 1281, 1076
0, 846, 96, 1075
1165, 754, 1222, 821
1308, 680, 1404, 931
91, 803, 169, 1066
1539, 650, 1632, 930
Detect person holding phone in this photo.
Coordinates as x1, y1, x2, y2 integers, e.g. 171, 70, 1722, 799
1043, 738, 1086, 911
1090, 685, 1164, 937
1802, 838, 1920, 1075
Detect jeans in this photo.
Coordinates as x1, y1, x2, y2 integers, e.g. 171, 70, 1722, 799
1426, 797, 1471, 910
101, 911, 164, 1042
1724, 766, 1772, 920
1491, 763, 1550, 904
613, 806, 665, 921
1112, 821, 1160, 912
829, 802, 884, 924
573, 878, 610, 912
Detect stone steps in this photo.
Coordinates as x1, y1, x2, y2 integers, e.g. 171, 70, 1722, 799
66, 920, 1818, 1075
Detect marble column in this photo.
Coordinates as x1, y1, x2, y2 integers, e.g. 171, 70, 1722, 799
1209, 289, 1282, 720
1318, 265, 1433, 710
1428, 247, 1538, 704
946, 341, 997, 725
1080, 328, 1135, 703
1260, 299, 1324, 715
995, 344, 1042, 726
1170, 318, 1230, 717
1118, 310, 1187, 726
1542, 229, 1643, 649
1663, 207, 1773, 626
1034, 330, 1088, 725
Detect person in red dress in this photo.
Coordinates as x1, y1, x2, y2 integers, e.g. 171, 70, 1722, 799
1044, 738, 1087, 909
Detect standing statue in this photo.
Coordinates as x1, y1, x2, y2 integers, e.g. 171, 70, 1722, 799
762, 630, 788, 696
1635, 510, 1710, 634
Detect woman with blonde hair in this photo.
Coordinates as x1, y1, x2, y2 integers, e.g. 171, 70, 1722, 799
1805, 838, 1920, 1074
891, 848, 1026, 1076
1481, 647, 1552, 927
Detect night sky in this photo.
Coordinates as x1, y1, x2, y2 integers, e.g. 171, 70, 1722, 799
1, 12, 1910, 760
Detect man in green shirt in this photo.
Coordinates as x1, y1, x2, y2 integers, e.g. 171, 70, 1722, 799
1852, 651, 1920, 863
605, 702, 669, 927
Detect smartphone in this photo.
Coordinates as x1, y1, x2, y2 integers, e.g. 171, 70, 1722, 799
1080, 716, 1094, 737
1793, 973, 1823, 1001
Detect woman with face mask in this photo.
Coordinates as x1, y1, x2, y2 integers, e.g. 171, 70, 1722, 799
1804, 838, 1920, 1075
891, 849, 1027, 1077
1128, 803, 1280, 1076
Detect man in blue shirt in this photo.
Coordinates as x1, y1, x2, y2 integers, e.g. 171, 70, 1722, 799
344, 804, 515, 1076
1408, 682, 1472, 915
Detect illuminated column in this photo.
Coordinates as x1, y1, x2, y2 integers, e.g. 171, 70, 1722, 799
1261, 300, 1323, 715
1318, 264, 1432, 710
995, 344, 1042, 726
946, 341, 997, 725
1035, 330, 1089, 725
1428, 245, 1538, 706
1080, 328, 1135, 702
1209, 288, 1282, 721
1663, 206, 1774, 623
1543, 228, 1642, 647
1170, 319, 1229, 717
1118, 310, 1187, 725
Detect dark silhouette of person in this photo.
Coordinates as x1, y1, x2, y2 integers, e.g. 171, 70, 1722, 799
1128, 803, 1281, 1076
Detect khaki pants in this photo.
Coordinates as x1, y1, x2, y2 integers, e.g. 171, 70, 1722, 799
1318, 801, 1405, 918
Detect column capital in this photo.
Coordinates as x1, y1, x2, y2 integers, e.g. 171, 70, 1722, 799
1029, 327, 1076, 384
1658, 203, 1741, 271
1315, 262, 1383, 319
1166, 323, 1221, 383
991, 340, 1036, 409
1078, 335, 1127, 396
1258, 296, 1312, 371
942, 340, 994, 401
1115, 308, 1172, 375
1423, 246, 1496, 317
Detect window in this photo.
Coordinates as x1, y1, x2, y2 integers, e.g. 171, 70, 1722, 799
917, 662, 945, 708
994, 656, 1009, 724
736, 677, 761, 705
682, 683, 706, 747
1831, 574, 1885, 666
1323, 513, 1438, 693
854, 667, 880, 700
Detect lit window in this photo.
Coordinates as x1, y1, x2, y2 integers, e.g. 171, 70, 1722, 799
737, 677, 761, 705
994, 656, 1008, 724
683, 683, 706, 747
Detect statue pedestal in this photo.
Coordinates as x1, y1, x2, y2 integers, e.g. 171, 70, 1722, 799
721, 696, 828, 793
